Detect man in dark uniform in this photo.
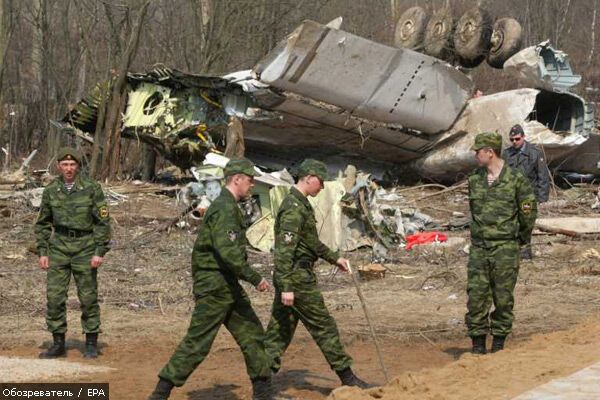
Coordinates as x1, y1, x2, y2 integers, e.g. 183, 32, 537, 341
35, 147, 111, 359
502, 124, 550, 259
467, 133, 537, 354
264, 159, 371, 388
148, 158, 274, 400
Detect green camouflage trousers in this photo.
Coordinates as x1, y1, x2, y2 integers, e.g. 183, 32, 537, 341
265, 268, 353, 373
466, 242, 520, 337
46, 237, 99, 334
159, 287, 271, 386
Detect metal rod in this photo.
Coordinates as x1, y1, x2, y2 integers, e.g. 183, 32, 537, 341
347, 262, 389, 382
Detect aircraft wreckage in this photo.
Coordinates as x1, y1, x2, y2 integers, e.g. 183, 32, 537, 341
58, 14, 600, 182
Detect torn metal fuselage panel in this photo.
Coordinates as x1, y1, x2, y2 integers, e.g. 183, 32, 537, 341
61, 67, 254, 170
254, 19, 474, 134
411, 89, 594, 180
504, 40, 582, 92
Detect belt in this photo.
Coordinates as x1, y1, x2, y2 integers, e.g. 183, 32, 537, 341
294, 259, 314, 269
54, 226, 93, 238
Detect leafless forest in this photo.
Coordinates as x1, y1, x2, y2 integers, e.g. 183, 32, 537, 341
0, 0, 598, 178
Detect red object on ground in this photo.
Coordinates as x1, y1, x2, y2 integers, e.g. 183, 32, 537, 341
405, 232, 448, 250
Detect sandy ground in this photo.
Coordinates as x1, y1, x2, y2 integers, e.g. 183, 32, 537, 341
1, 316, 456, 399
1, 184, 599, 399
330, 315, 600, 400
0, 356, 114, 382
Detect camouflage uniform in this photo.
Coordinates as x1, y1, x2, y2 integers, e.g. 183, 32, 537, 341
466, 134, 537, 338
35, 153, 111, 334
158, 160, 271, 387
264, 162, 353, 373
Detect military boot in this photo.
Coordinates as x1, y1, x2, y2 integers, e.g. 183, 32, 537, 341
251, 377, 273, 400
471, 335, 487, 355
336, 368, 374, 389
491, 335, 506, 353
39, 333, 66, 359
147, 378, 174, 400
83, 333, 98, 358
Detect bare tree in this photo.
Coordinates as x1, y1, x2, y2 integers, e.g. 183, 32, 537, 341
100, 0, 152, 180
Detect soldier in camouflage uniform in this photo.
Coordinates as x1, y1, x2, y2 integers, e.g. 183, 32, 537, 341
467, 133, 537, 354
35, 147, 111, 359
148, 158, 274, 400
264, 159, 371, 388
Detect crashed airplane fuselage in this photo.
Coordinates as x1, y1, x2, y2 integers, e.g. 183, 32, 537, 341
60, 20, 599, 181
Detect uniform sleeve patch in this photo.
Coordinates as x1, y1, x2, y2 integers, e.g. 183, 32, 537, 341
521, 201, 533, 214
99, 206, 109, 219
283, 232, 295, 245
227, 230, 239, 242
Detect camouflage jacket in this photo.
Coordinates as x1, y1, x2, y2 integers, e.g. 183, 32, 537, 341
35, 174, 111, 257
503, 141, 550, 203
273, 187, 339, 292
468, 164, 538, 248
191, 188, 262, 297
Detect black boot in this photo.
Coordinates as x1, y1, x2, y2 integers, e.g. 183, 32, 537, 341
491, 335, 506, 353
147, 378, 174, 400
336, 367, 374, 389
251, 377, 273, 400
39, 333, 66, 359
83, 333, 98, 359
471, 335, 487, 355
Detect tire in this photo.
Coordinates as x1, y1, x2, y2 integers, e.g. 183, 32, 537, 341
394, 6, 429, 50
487, 18, 523, 69
423, 8, 454, 60
454, 7, 493, 68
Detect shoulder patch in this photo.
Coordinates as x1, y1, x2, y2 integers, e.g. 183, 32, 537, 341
99, 205, 109, 219
227, 230, 239, 242
283, 231, 295, 245
521, 200, 533, 215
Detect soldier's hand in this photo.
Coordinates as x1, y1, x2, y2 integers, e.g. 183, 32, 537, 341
256, 278, 271, 292
281, 292, 294, 306
336, 257, 350, 272
39, 256, 49, 270
91, 256, 104, 269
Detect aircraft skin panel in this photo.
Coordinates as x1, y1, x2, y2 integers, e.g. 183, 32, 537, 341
255, 20, 474, 134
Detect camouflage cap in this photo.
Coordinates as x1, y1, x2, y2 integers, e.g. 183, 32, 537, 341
472, 132, 502, 151
223, 157, 260, 177
297, 159, 329, 181
56, 147, 82, 164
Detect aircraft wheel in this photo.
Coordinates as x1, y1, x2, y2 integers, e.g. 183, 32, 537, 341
423, 8, 454, 60
454, 6, 493, 68
487, 18, 523, 69
394, 6, 430, 50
